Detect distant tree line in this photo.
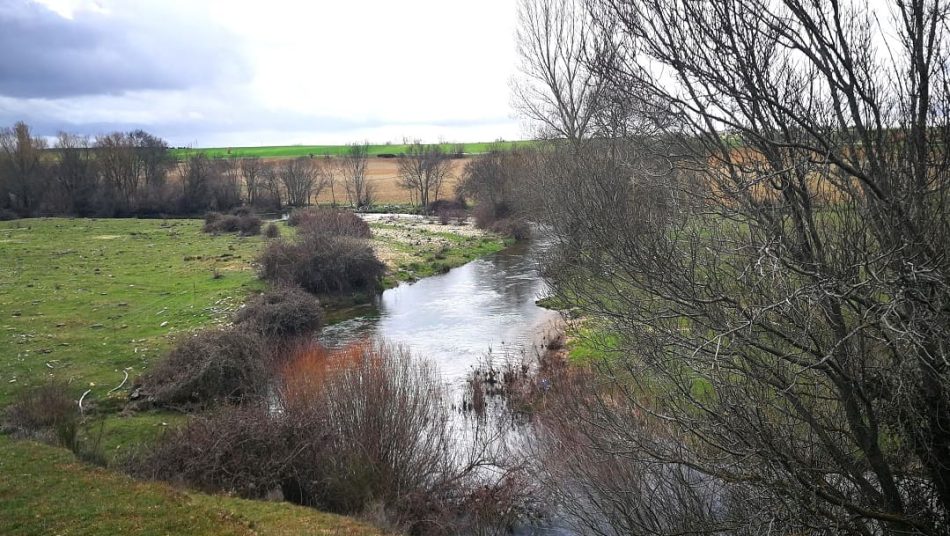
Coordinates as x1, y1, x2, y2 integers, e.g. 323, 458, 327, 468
0, 121, 345, 218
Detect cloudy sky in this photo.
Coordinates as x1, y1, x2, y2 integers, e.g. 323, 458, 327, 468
0, 0, 524, 147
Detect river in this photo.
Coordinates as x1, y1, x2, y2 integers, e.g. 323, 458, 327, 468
320, 236, 561, 389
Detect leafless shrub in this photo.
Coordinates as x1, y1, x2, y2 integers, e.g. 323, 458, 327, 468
135, 328, 268, 409
233, 285, 324, 339
287, 206, 371, 238
257, 235, 384, 295
278, 341, 537, 534
263, 222, 281, 238
126, 405, 291, 499
2, 380, 79, 450
202, 211, 261, 236
489, 218, 530, 240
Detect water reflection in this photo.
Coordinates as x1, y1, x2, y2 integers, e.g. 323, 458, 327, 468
319, 239, 558, 385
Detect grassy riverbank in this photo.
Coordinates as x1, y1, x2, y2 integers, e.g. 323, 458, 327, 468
0, 215, 505, 534
0, 436, 384, 535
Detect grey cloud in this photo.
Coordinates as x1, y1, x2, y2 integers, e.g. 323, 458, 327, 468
0, 1, 249, 99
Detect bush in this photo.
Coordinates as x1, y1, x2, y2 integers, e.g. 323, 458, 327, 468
263, 222, 281, 238
427, 199, 467, 213
233, 286, 324, 338
489, 218, 531, 240
279, 342, 524, 532
136, 328, 268, 409
202, 213, 261, 236
2, 380, 79, 449
126, 406, 289, 499
258, 235, 385, 295
287, 207, 371, 238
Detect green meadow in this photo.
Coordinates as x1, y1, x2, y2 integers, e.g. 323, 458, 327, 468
169, 140, 538, 160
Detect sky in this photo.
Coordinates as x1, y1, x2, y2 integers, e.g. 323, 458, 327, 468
0, 0, 525, 147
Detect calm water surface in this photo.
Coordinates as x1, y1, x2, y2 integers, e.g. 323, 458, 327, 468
321, 238, 560, 386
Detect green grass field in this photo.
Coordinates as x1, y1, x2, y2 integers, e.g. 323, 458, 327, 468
0, 436, 384, 535
0, 218, 267, 407
170, 140, 538, 160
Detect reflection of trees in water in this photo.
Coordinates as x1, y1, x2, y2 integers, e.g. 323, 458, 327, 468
482, 238, 549, 309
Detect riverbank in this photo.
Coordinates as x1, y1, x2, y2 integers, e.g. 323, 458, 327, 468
0, 215, 505, 534
0, 435, 385, 535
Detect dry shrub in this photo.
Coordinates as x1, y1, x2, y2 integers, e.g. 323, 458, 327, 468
233, 286, 324, 339
489, 218, 531, 240
278, 343, 453, 516
287, 207, 371, 238
257, 235, 385, 295
137, 328, 268, 409
263, 222, 281, 238
2, 380, 79, 449
126, 405, 290, 499
277, 341, 534, 534
202, 211, 261, 236
428, 200, 467, 225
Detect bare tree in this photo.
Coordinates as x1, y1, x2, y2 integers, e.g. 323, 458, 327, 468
53, 132, 97, 215
513, 0, 606, 141
0, 121, 48, 214
240, 157, 264, 207
397, 142, 452, 210
260, 161, 283, 211
280, 157, 327, 207
129, 130, 170, 188
524, 0, 950, 534
340, 142, 372, 207
95, 132, 144, 212
316, 156, 338, 206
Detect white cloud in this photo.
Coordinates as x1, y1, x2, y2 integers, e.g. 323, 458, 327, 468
2, 0, 524, 145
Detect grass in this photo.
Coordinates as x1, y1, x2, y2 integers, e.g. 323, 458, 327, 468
170, 140, 538, 160
368, 221, 510, 287
0, 218, 267, 407
0, 435, 385, 535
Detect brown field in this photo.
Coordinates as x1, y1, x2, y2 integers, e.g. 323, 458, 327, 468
314, 157, 469, 205
170, 156, 471, 206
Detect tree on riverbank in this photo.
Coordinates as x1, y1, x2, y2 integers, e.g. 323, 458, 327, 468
518, 0, 950, 533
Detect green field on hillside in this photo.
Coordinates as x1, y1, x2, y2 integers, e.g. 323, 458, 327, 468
170, 140, 538, 160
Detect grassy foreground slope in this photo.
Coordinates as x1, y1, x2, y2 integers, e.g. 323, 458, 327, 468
0, 436, 383, 536
170, 140, 537, 160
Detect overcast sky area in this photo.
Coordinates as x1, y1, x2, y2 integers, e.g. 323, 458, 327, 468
0, 0, 524, 147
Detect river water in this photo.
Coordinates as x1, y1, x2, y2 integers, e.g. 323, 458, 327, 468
320, 237, 561, 388
318, 233, 578, 534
